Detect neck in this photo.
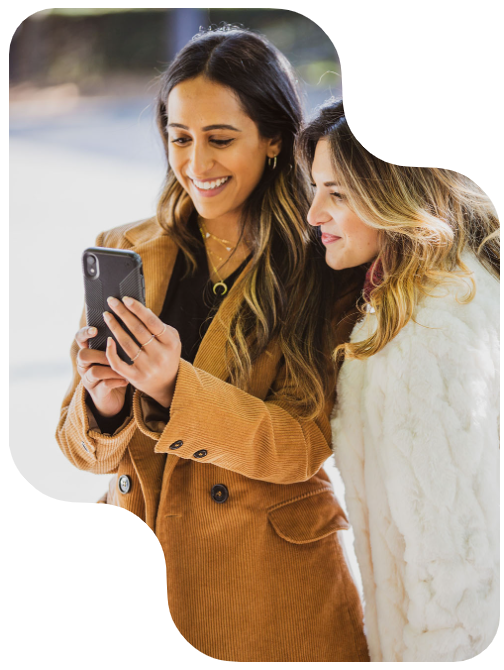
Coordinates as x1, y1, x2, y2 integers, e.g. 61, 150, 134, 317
199, 210, 245, 247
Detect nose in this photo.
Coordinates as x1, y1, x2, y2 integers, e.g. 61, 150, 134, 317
307, 191, 330, 227
189, 140, 214, 177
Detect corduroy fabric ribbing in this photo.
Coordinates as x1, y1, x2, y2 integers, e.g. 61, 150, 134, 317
55, 216, 370, 662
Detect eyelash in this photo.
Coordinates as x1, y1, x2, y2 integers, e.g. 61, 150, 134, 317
170, 137, 234, 147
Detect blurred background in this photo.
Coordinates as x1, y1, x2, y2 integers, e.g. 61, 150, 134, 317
10, 6, 359, 592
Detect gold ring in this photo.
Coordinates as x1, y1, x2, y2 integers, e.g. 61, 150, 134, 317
154, 324, 167, 338
141, 334, 156, 347
130, 348, 142, 362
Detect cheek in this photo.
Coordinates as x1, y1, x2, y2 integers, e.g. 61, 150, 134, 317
168, 149, 182, 177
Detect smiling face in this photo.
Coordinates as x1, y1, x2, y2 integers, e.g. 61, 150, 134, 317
307, 139, 380, 270
167, 75, 280, 223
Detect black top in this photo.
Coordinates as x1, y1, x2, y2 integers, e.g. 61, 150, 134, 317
88, 212, 250, 434
159, 212, 250, 364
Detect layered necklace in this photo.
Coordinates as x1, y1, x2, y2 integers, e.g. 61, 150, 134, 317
198, 217, 238, 296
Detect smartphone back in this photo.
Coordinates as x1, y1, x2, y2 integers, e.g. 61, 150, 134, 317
82, 247, 145, 364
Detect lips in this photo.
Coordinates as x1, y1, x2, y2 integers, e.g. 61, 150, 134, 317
190, 176, 231, 198
321, 232, 341, 245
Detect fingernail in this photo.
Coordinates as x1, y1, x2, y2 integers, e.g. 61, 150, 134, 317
107, 337, 112, 346
88, 327, 97, 335
107, 296, 119, 307
103, 311, 111, 321
123, 296, 134, 306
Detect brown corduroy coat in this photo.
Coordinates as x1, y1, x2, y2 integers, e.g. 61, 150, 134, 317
56, 216, 369, 662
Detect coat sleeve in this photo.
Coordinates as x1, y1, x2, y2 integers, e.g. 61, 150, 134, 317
55, 231, 137, 475
133, 357, 334, 485
371, 304, 499, 661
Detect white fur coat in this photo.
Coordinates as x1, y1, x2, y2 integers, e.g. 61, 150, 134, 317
331, 251, 499, 662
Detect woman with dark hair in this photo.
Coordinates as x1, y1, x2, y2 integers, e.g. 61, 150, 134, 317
300, 99, 499, 661
56, 29, 369, 662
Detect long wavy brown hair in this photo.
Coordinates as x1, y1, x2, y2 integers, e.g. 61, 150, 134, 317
299, 98, 500, 361
155, 26, 340, 417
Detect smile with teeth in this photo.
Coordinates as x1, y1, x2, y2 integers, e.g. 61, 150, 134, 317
192, 176, 230, 191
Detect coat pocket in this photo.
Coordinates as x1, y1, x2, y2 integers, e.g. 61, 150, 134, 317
267, 488, 350, 544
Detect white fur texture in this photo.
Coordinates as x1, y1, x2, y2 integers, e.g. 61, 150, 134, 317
331, 251, 499, 661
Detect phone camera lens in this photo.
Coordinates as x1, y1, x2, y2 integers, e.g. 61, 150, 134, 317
85, 254, 98, 279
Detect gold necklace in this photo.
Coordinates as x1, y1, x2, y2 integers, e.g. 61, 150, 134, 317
199, 219, 236, 252
198, 218, 235, 296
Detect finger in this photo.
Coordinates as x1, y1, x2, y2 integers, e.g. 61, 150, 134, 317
75, 326, 98, 349
106, 296, 153, 346
121, 296, 166, 338
76, 348, 111, 369
105, 336, 137, 378
103, 310, 138, 358
85, 365, 128, 384
100, 378, 129, 389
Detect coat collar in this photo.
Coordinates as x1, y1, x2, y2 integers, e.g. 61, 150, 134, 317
124, 217, 177, 318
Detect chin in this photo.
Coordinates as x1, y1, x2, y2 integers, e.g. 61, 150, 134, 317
326, 252, 348, 271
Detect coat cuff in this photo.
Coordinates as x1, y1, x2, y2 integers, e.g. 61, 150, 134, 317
133, 359, 213, 456
69, 381, 137, 462
134, 359, 248, 465
85, 385, 133, 436
133, 390, 171, 436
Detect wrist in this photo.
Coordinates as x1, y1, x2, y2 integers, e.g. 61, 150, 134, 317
151, 391, 173, 409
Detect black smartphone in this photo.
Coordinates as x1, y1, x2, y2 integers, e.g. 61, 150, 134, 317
82, 247, 146, 364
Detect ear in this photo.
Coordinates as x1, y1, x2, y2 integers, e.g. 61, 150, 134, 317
266, 135, 282, 158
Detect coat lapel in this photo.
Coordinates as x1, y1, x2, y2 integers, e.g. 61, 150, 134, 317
124, 220, 279, 526
123, 218, 178, 528
124, 218, 179, 317
192, 259, 252, 381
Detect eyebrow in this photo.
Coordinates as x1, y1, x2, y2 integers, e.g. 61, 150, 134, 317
167, 123, 242, 132
310, 177, 343, 188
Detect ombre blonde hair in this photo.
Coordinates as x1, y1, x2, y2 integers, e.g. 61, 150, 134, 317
300, 99, 500, 361
155, 27, 342, 418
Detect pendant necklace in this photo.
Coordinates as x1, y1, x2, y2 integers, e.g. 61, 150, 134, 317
198, 218, 238, 296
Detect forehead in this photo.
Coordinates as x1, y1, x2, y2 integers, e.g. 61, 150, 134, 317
167, 76, 249, 127
311, 139, 335, 176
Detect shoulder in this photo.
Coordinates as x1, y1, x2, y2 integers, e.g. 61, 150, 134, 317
339, 251, 500, 419
352, 250, 498, 357
97, 215, 166, 248
402, 250, 499, 364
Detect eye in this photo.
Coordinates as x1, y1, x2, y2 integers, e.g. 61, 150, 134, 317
211, 138, 234, 147
330, 191, 344, 200
170, 136, 191, 145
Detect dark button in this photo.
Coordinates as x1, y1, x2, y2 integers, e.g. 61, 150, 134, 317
211, 484, 229, 504
194, 449, 208, 459
81, 441, 89, 453
169, 440, 183, 450
118, 475, 131, 494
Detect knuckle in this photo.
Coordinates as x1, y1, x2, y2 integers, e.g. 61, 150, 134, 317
130, 322, 144, 337
88, 367, 100, 381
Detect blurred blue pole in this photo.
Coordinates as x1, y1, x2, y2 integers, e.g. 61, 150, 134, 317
165, 8, 210, 62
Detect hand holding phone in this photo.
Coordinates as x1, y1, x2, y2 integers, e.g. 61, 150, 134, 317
74, 325, 129, 417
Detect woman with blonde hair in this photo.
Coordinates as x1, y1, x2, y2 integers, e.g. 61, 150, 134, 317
300, 99, 499, 662
56, 30, 369, 662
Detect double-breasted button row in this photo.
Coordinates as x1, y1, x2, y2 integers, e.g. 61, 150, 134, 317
169, 440, 183, 450
118, 475, 131, 494
211, 484, 229, 504
194, 449, 207, 459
